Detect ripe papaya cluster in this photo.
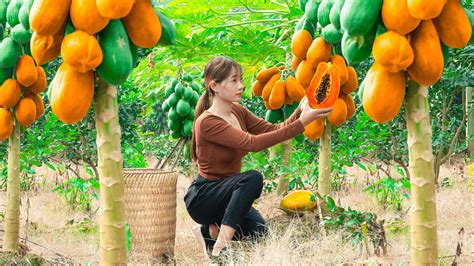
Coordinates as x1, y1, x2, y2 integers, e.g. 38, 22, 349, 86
302, 57, 357, 141
27, 0, 176, 124
0, 1, 46, 141
251, 66, 306, 111
290, 26, 357, 141
162, 74, 201, 139
362, 0, 472, 124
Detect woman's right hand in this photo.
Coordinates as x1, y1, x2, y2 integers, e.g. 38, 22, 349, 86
298, 100, 333, 127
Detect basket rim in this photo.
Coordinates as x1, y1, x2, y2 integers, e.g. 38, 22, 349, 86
124, 168, 177, 174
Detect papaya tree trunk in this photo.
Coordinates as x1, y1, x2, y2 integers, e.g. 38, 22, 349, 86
405, 82, 438, 264
318, 120, 331, 196
467, 87, 474, 160
95, 78, 127, 264
3, 120, 21, 252
276, 139, 292, 195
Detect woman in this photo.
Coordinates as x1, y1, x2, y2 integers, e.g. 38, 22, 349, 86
184, 56, 332, 260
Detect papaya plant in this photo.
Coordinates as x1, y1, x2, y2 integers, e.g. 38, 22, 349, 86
290, 0, 363, 199
0, 0, 46, 252
359, 0, 472, 263
28, 0, 176, 263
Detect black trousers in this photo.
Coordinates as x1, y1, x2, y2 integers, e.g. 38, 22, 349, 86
184, 170, 267, 240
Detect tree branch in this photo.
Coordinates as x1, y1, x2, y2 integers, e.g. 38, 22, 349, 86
210, 19, 288, 29
440, 88, 469, 165
209, 7, 285, 15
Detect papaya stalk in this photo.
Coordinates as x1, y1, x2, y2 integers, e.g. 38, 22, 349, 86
276, 139, 292, 195
94, 78, 127, 264
405, 81, 438, 264
3, 120, 21, 251
318, 119, 331, 196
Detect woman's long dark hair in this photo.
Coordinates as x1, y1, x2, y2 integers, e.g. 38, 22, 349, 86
190, 56, 242, 162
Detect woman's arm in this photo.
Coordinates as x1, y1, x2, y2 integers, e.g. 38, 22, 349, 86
199, 115, 305, 152
238, 104, 303, 135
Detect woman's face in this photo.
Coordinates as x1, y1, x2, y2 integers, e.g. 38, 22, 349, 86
211, 67, 244, 103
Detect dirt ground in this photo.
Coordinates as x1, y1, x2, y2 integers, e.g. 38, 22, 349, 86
1, 157, 473, 265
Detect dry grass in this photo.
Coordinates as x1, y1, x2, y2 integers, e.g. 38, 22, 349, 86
1, 158, 473, 265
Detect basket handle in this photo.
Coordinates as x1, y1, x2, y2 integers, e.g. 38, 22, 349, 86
156, 138, 184, 170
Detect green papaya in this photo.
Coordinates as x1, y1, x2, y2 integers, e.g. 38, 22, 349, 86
0, 37, 21, 68
340, 0, 382, 35
441, 43, 449, 67
296, 16, 315, 37
168, 107, 180, 121
357, 74, 366, 101
0, 2, 8, 24
182, 74, 193, 82
18, 0, 32, 30
317, 0, 334, 27
0, 67, 13, 84
167, 93, 179, 107
168, 119, 180, 131
295, 16, 305, 31
97, 20, 133, 85
191, 91, 200, 106
283, 102, 299, 119
176, 99, 191, 117
175, 83, 185, 97
376, 21, 387, 37
65, 17, 75, 36
162, 99, 170, 113
23, 39, 31, 56
171, 78, 179, 89
333, 42, 343, 56
295, 133, 305, 142
322, 24, 342, 44
299, 0, 309, 11
183, 86, 194, 101
170, 130, 181, 139
164, 85, 174, 98
183, 120, 193, 137
130, 41, 139, 68
341, 31, 374, 66
187, 111, 195, 121
6, 0, 22, 27
329, 0, 344, 29
155, 10, 176, 46
190, 81, 200, 92
265, 109, 283, 123
305, 0, 320, 24
303, 18, 316, 37
11, 23, 31, 44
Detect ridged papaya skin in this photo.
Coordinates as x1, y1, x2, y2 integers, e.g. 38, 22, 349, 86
123, 0, 162, 48
382, 0, 420, 35
407, 20, 444, 86
280, 190, 318, 215
70, 0, 110, 34
363, 64, 405, 124
29, 0, 71, 35
50, 64, 94, 124
433, 0, 472, 49
0, 108, 14, 141
340, 0, 382, 36
373, 31, 414, 73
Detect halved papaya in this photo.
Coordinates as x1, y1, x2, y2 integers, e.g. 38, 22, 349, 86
306, 62, 340, 109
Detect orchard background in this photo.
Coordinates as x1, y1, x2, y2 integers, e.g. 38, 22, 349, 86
0, 0, 473, 264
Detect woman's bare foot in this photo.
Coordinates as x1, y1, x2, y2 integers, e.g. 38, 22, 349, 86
209, 223, 219, 240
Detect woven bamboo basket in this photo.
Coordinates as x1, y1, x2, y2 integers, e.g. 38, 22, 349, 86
124, 168, 178, 260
